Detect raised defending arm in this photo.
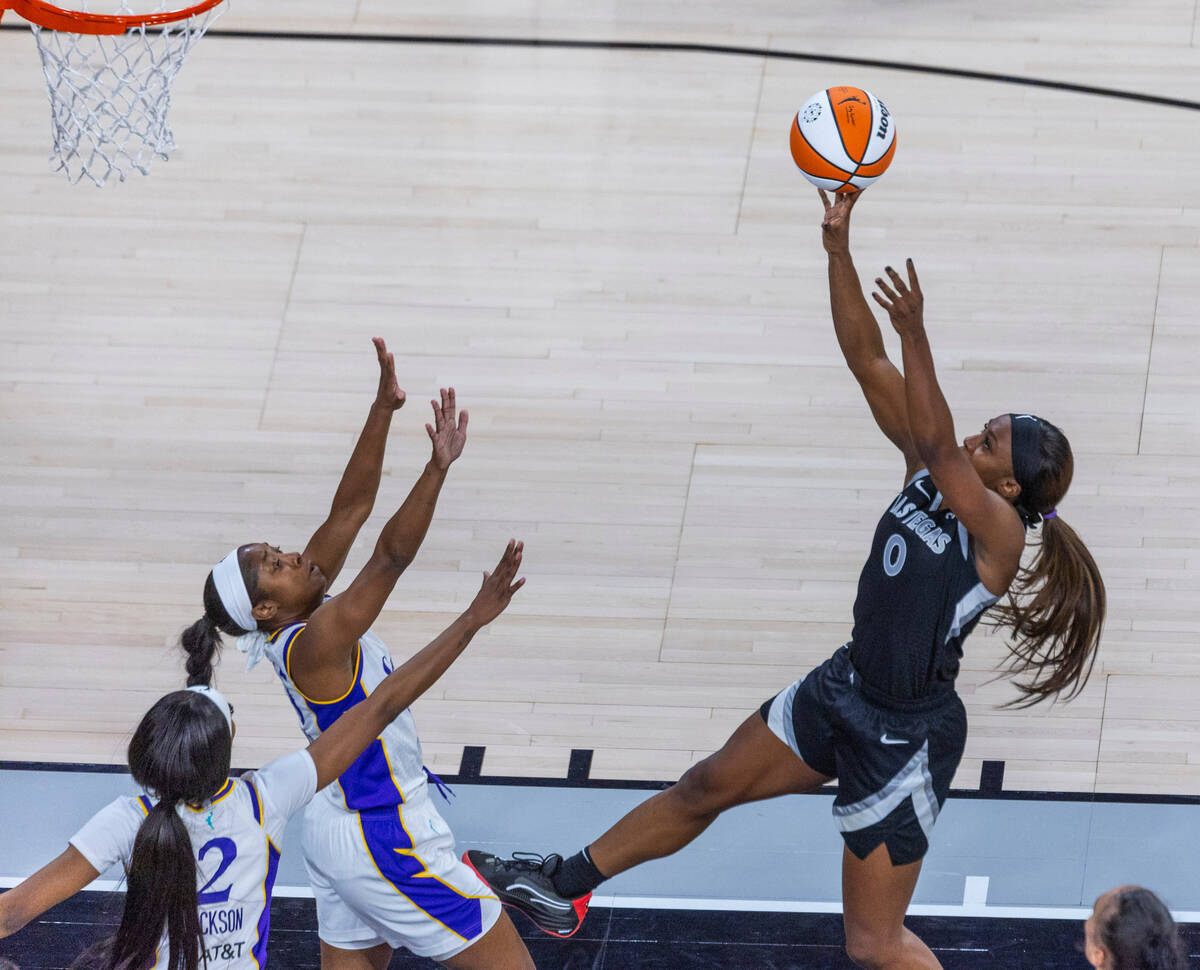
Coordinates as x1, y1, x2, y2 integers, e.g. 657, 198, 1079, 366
302, 338, 406, 586
305, 541, 524, 790
288, 387, 469, 699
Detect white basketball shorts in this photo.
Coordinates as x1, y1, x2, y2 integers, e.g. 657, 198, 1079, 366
300, 787, 501, 960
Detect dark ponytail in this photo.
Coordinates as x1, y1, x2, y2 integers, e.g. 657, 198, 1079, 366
110, 803, 202, 970
1099, 887, 1187, 970
181, 554, 260, 687
991, 419, 1107, 707
80, 691, 232, 970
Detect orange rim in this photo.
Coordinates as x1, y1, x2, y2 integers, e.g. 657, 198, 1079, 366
0, 0, 222, 34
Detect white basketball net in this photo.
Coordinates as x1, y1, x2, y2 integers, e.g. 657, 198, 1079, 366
31, 0, 224, 186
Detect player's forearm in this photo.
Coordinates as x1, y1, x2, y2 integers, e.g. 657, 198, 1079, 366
371, 611, 481, 720
828, 252, 891, 376
0, 892, 33, 938
328, 403, 394, 521
309, 609, 481, 789
898, 328, 957, 463
374, 461, 448, 570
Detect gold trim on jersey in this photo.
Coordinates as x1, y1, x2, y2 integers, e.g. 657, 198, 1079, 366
185, 778, 235, 812
283, 626, 363, 707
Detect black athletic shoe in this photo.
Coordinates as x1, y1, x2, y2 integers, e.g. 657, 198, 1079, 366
463, 850, 591, 938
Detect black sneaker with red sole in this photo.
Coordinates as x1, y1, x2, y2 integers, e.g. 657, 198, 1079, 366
463, 849, 591, 938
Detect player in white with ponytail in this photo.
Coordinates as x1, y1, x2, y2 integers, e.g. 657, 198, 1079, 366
0, 542, 525, 969
179, 339, 536, 969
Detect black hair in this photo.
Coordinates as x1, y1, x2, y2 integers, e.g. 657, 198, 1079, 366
1010, 415, 1070, 525
180, 550, 260, 687
1097, 887, 1187, 970
75, 691, 232, 970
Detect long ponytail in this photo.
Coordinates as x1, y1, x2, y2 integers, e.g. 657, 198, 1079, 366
992, 514, 1106, 706
76, 692, 232, 970
108, 802, 201, 970
989, 419, 1107, 707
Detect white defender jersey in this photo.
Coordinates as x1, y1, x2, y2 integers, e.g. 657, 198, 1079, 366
262, 622, 429, 811
70, 749, 318, 969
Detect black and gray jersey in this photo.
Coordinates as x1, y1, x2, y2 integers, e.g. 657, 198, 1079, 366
848, 469, 999, 702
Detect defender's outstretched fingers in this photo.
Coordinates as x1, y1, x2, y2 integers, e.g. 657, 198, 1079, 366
501, 541, 523, 577
906, 258, 922, 294
434, 387, 454, 425
874, 276, 900, 303
884, 265, 908, 294
430, 393, 446, 432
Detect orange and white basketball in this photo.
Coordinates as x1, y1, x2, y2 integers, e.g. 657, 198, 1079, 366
790, 87, 897, 193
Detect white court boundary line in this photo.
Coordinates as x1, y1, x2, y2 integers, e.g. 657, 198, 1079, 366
5, 874, 1200, 923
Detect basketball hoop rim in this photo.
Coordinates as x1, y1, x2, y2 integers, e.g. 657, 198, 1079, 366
0, 0, 222, 34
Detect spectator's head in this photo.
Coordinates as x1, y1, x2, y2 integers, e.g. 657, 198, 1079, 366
1084, 885, 1187, 969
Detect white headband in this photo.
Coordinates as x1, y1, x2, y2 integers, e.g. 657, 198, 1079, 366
186, 685, 234, 733
212, 548, 257, 633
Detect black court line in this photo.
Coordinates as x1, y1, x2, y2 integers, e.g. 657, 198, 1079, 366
567, 747, 594, 782
7, 756, 1200, 806
1, 23, 1199, 112
980, 760, 1005, 794
457, 744, 486, 780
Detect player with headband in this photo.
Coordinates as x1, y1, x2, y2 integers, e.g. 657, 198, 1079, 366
0, 541, 525, 969
175, 339, 537, 969
466, 190, 1107, 970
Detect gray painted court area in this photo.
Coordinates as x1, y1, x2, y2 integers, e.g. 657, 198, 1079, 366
2, 767, 1197, 915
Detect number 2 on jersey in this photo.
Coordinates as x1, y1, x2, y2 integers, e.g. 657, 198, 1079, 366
882, 533, 907, 577
197, 837, 238, 905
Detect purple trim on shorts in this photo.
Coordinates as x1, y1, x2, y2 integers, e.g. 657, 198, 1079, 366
359, 808, 484, 942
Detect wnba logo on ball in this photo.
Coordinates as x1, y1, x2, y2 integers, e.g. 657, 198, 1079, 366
790, 86, 898, 194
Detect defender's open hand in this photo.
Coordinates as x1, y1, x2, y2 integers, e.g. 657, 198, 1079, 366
469, 540, 525, 625
427, 387, 468, 470
872, 259, 925, 337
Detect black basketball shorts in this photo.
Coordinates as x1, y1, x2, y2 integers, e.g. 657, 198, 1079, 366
759, 645, 967, 866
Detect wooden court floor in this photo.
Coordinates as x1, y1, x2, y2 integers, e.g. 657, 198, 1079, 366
1, 2, 1199, 796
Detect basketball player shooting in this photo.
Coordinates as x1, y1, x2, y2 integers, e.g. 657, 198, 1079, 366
464, 188, 1107, 970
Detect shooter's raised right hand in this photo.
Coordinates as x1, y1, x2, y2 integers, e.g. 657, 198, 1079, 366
819, 188, 860, 256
